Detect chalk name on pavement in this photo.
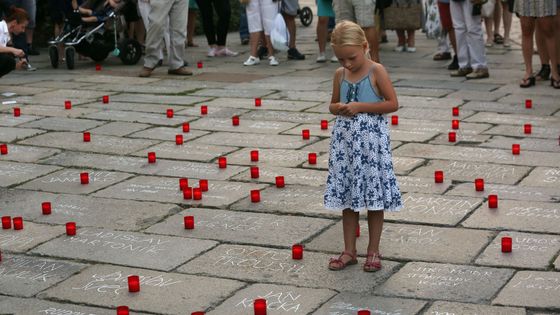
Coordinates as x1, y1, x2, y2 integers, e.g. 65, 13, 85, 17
38, 307, 98, 315
489, 236, 560, 252
198, 213, 283, 232
402, 195, 477, 216
328, 302, 402, 315
542, 168, 560, 184
213, 248, 305, 274
506, 206, 560, 219
53, 203, 87, 217
72, 271, 182, 295
384, 226, 443, 245
63, 229, 170, 254
236, 291, 302, 312
0, 164, 35, 177
405, 266, 495, 287
0, 234, 34, 249
510, 273, 560, 291
41, 171, 118, 184
0, 256, 69, 282
445, 161, 519, 181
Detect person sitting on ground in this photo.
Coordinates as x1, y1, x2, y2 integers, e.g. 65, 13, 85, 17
0, 5, 28, 77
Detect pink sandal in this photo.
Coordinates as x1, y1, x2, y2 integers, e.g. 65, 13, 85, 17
328, 250, 357, 271
364, 252, 382, 272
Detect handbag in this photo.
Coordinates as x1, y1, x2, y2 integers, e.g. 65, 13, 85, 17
383, 0, 423, 30
270, 11, 290, 51
423, 0, 441, 39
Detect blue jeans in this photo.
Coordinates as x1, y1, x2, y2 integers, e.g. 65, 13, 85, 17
239, 4, 249, 40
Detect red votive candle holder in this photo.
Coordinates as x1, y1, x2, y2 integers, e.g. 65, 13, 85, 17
66, 222, 76, 236
448, 132, 456, 143
391, 115, 398, 125
80, 172, 89, 185
1, 216, 11, 229
95, 64, 101, 71
191, 312, 205, 315
102, 95, 109, 104
475, 178, 484, 191
250, 166, 259, 178
183, 187, 193, 199
250, 190, 261, 203
488, 194, 498, 208
524, 124, 532, 134
13, 107, 20, 117
175, 134, 183, 145
254, 298, 267, 315
166, 109, 174, 118
42, 202, 52, 215
452, 119, 459, 130
0, 144, 7, 155
116, 306, 129, 315
199, 179, 208, 192
356, 225, 360, 237
434, 170, 444, 183
501, 236, 512, 252
83, 132, 91, 142
358, 311, 371, 315
232, 116, 240, 126
179, 178, 189, 190
182, 122, 190, 133
196, 60, 203, 68
218, 157, 227, 168
147, 152, 156, 163
200, 105, 208, 115
452, 107, 459, 116
64, 100, 72, 109
13, 217, 23, 230
275, 176, 285, 188
193, 188, 202, 200
308, 153, 317, 164
525, 99, 532, 109
184, 215, 194, 229
320, 120, 328, 130
512, 144, 520, 155
128, 275, 140, 292
250, 150, 259, 162
255, 98, 262, 107
292, 244, 303, 260
302, 129, 310, 140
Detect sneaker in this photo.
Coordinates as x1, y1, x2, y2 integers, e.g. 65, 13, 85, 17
450, 67, 473, 77
24, 62, 36, 71
243, 56, 260, 66
330, 55, 338, 63
287, 47, 305, 60
216, 47, 239, 57
466, 68, 489, 80
406, 46, 416, 53
447, 55, 459, 70
257, 46, 268, 59
207, 47, 217, 57
394, 45, 405, 52
268, 56, 279, 66
167, 66, 193, 76
316, 53, 326, 63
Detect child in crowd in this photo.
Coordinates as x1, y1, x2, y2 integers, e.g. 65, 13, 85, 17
0, 6, 29, 76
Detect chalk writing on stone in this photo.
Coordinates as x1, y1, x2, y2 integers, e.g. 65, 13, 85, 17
39, 308, 98, 315
0, 234, 34, 249
543, 169, 560, 183
198, 213, 283, 232
236, 291, 302, 312
405, 266, 495, 287
511, 273, 560, 291
63, 229, 170, 254
402, 195, 477, 216
328, 302, 402, 315
0, 256, 67, 282
384, 226, 443, 245
213, 247, 305, 274
489, 237, 560, 252
506, 206, 560, 219
72, 271, 182, 295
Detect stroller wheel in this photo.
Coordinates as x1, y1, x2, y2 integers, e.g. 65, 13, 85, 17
118, 39, 143, 65
65, 46, 75, 70
49, 46, 59, 69
299, 6, 313, 27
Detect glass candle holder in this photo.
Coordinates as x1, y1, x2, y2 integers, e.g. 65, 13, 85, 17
182, 122, 190, 133
64, 100, 72, 109
501, 236, 512, 252
175, 134, 183, 145
80, 172, 89, 185
292, 244, 303, 260
42, 202, 52, 215
66, 222, 76, 236
448, 132, 456, 142
166, 109, 174, 118
250, 190, 261, 203
184, 215, 194, 229
128, 275, 140, 292
320, 120, 328, 130
199, 179, 208, 192
147, 152, 156, 163
434, 170, 444, 183
250, 150, 259, 162
275, 176, 285, 188
0, 144, 7, 155
391, 115, 398, 125
488, 194, 498, 208
452, 107, 459, 116
475, 178, 484, 191
83, 132, 91, 142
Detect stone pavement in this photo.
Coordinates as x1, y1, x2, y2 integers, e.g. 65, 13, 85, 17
1, 4, 559, 315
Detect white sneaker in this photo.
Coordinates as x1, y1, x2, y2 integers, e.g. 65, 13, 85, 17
216, 47, 239, 57
330, 55, 338, 63
243, 56, 260, 66
406, 46, 416, 53
268, 56, 279, 66
316, 53, 326, 63
394, 45, 405, 52
207, 47, 217, 57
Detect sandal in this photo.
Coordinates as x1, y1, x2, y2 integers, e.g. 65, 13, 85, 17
328, 250, 357, 271
363, 252, 382, 272
535, 64, 551, 81
494, 33, 504, 44
519, 76, 535, 88
551, 76, 560, 89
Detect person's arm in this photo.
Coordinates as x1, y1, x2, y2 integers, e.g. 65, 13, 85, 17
0, 46, 24, 57
329, 67, 345, 115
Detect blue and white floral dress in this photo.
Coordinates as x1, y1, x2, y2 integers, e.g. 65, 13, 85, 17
324, 67, 402, 212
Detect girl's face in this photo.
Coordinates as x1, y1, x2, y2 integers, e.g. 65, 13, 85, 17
333, 43, 368, 73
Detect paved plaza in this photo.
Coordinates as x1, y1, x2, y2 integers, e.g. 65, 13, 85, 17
1, 6, 559, 315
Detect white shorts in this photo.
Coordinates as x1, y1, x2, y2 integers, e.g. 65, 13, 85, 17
247, 0, 279, 35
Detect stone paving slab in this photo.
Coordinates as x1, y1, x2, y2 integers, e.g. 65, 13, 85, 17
88, 121, 151, 137
18, 117, 106, 132
391, 156, 424, 175
423, 301, 526, 315
85, 83, 192, 95
0, 296, 148, 315
83, 110, 195, 126
395, 106, 476, 121
0, 253, 87, 297
0, 114, 43, 126
281, 123, 335, 139
240, 109, 333, 124
390, 118, 492, 136
19, 104, 101, 118
446, 182, 560, 203
499, 93, 559, 106
128, 126, 209, 141
374, 262, 514, 303
0, 221, 64, 253
395, 79, 500, 91
475, 231, 560, 270
464, 112, 560, 126
461, 101, 558, 115
312, 293, 426, 315
445, 89, 509, 102
0, 144, 60, 163
0, 161, 61, 187
462, 200, 560, 234
177, 244, 400, 293
132, 142, 237, 162
189, 117, 299, 134
266, 90, 333, 102
146, 208, 333, 247
186, 97, 320, 112
390, 129, 440, 142
190, 131, 317, 149
519, 167, 560, 188
17, 89, 112, 105
83, 101, 193, 114
175, 105, 250, 118
304, 102, 331, 114
106, 93, 209, 105
480, 135, 560, 153
484, 125, 559, 139
75, 75, 161, 85
395, 176, 451, 194
209, 284, 336, 315
40, 264, 245, 315
0, 85, 53, 95
493, 271, 560, 309
395, 87, 455, 97
0, 126, 45, 142
17, 169, 133, 194
31, 227, 217, 271
232, 165, 327, 187
429, 133, 493, 145
307, 222, 493, 264
225, 148, 311, 167
190, 88, 275, 98
26, 80, 95, 90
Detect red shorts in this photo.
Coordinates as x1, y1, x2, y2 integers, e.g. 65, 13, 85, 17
437, 2, 453, 31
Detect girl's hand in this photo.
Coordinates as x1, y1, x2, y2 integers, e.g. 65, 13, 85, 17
338, 102, 360, 116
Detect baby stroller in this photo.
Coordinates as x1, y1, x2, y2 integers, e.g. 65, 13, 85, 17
298, 6, 313, 27
48, 1, 142, 70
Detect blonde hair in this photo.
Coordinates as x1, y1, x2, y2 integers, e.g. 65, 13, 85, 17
330, 21, 368, 48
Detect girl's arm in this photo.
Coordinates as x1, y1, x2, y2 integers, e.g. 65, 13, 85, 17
329, 67, 344, 115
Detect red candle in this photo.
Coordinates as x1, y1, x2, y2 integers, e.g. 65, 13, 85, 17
95, 64, 101, 71
218, 157, 227, 168
1, 216, 11, 229
42, 202, 52, 215
434, 170, 444, 183
292, 244, 303, 260
250, 190, 260, 203
250, 150, 259, 162
512, 144, 520, 155
232, 116, 240, 126
475, 178, 484, 191
166, 108, 174, 118
448, 132, 456, 143
80, 172, 89, 185
197, 61, 203, 68
320, 120, 328, 130
66, 222, 76, 236
182, 122, 190, 133
523, 124, 532, 134
83, 132, 91, 142
356, 225, 360, 237
0, 144, 7, 155
184, 215, 194, 229
253, 298, 267, 315
191, 312, 205, 315
102, 95, 109, 104
193, 188, 202, 200
183, 187, 193, 199
128, 275, 140, 292
64, 100, 72, 109
275, 176, 285, 188
501, 236, 512, 252
250, 166, 260, 178
199, 179, 208, 192
148, 152, 156, 163
452, 107, 459, 116
358, 311, 371, 315
175, 134, 183, 145
200, 105, 208, 115
302, 129, 310, 140
308, 153, 317, 164
12, 217, 23, 230
179, 178, 189, 190
255, 98, 262, 107
391, 115, 398, 125
525, 99, 532, 109
116, 306, 129, 315
452, 119, 459, 130
13, 107, 20, 117
488, 194, 498, 208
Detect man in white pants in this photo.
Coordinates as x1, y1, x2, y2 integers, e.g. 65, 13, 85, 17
137, 0, 170, 66
139, 0, 192, 77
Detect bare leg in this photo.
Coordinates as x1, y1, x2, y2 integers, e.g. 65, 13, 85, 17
342, 209, 359, 257
317, 16, 329, 54
484, 16, 494, 46
366, 211, 384, 253
555, 8, 560, 70
535, 22, 549, 80
283, 14, 297, 48
406, 29, 416, 48
520, 16, 536, 81
264, 34, 274, 58
493, 1, 501, 38
363, 26, 379, 62
187, 10, 197, 46
396, 29, 405, 46
249, 31, 262, 57
500, 0, 512, 44
536, 16, 560, 82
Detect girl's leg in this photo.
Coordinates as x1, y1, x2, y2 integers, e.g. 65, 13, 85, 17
249, 31, 261, 57
519, 16, 536, 81
341, 209, 359, 258
366, 210, 384, 254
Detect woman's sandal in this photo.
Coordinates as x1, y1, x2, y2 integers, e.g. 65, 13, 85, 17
535, 64, 551, 81
551, 77, 560, 89
328, 251, 358, 271
494, 33, 504, 44
519, 76, 535, 88
363, 252, 382, 272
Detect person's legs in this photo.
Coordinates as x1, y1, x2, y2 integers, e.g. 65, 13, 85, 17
500, 0, 512, 46
535, 22, 550, 80
556, 7, 560, 73
463, 1, 487, 71
366, 210, 383, 254
519, 16, 536, 82
364, 27, 379, 62
195, 0, 217, 49
187, 1, 198, 46
239, 4, 250, 44
536, 16, 559, 84
395, 29, 406, 51
0, 53, 16, 77
450, 0, 469, 70
493, 0, 502, 39
168, 0, 189, 70
483, 15, 494, 46
406, 29, 416, 51
342, 209, 359, 261
317, 16, 329, 56
214, 0, 231, 47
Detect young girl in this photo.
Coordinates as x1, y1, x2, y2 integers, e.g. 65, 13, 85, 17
324, 21, 402, 272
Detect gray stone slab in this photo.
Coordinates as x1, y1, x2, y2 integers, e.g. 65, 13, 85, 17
177, 244, 400, 293
20, 132, 158, 155
83, 110, 194, 126
190, 117, 298, 135
385, 193, 481, 225
128, 126, 209, 141
519, 167, 560, 188
190, 131, 317, 149
391, 118, 492, 136
304, 102, 331, 114
394, 143, 560, 167
0, 114, 42, 127
132, 142, 237, 162
0, 144, 60, 163
464, 112, 560, 126
446, 182, 560, 203
0, 221, 64, 252
190, 88, 275, 98
0, 188, 177, 231
395, 87, 455, 97
17, 169, 132, 194
302, 138, 331, 153
409, 160, 530, 185
0, 161, 61, 187
88, 121, 151, 136
493, 271, 560, 309
395, 79, 500, 91
398, 96, 464, 109
390, 129, 440, 142
556, 256, 560, 271
93, 176, 267, 208
83, 101, 192, 114
187, 97, 320, 112
232, 165, 327, 187
484, 124, 559, 139
225, 148, 311, 167
146, 208, 334, 247
396, 175, 451, 194
75, 75, 160, 85
30, 89, 115, 101
0, 296, 144, 315
391, 157, 424, 175
429, 132, 493, 145
308, 222, 492, 264
19, 104, 101, 118
267, 90, 333, 102
241, 110, 333, 124
31, 227, 217, 271
396, 106, 476, 121
27, 80, 95, 90
312, 293, 426, 315
0, 85, 53, 95
176, 105, 250, 119
0, 254, 87, 297
209, 283, 337, 315
499, 93, 559, 106
445, 89, 509, 102
0, 126, 45, 142
40, 264, 245, 315
374, 262, 514, 303
424, 301, 526, 315
106, 93, 208, 105
475, 231, 560, 270
281, 123, 337, 139
462, 200, 560, 233
461, 101, 557, 115
480, 136, 560, 153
